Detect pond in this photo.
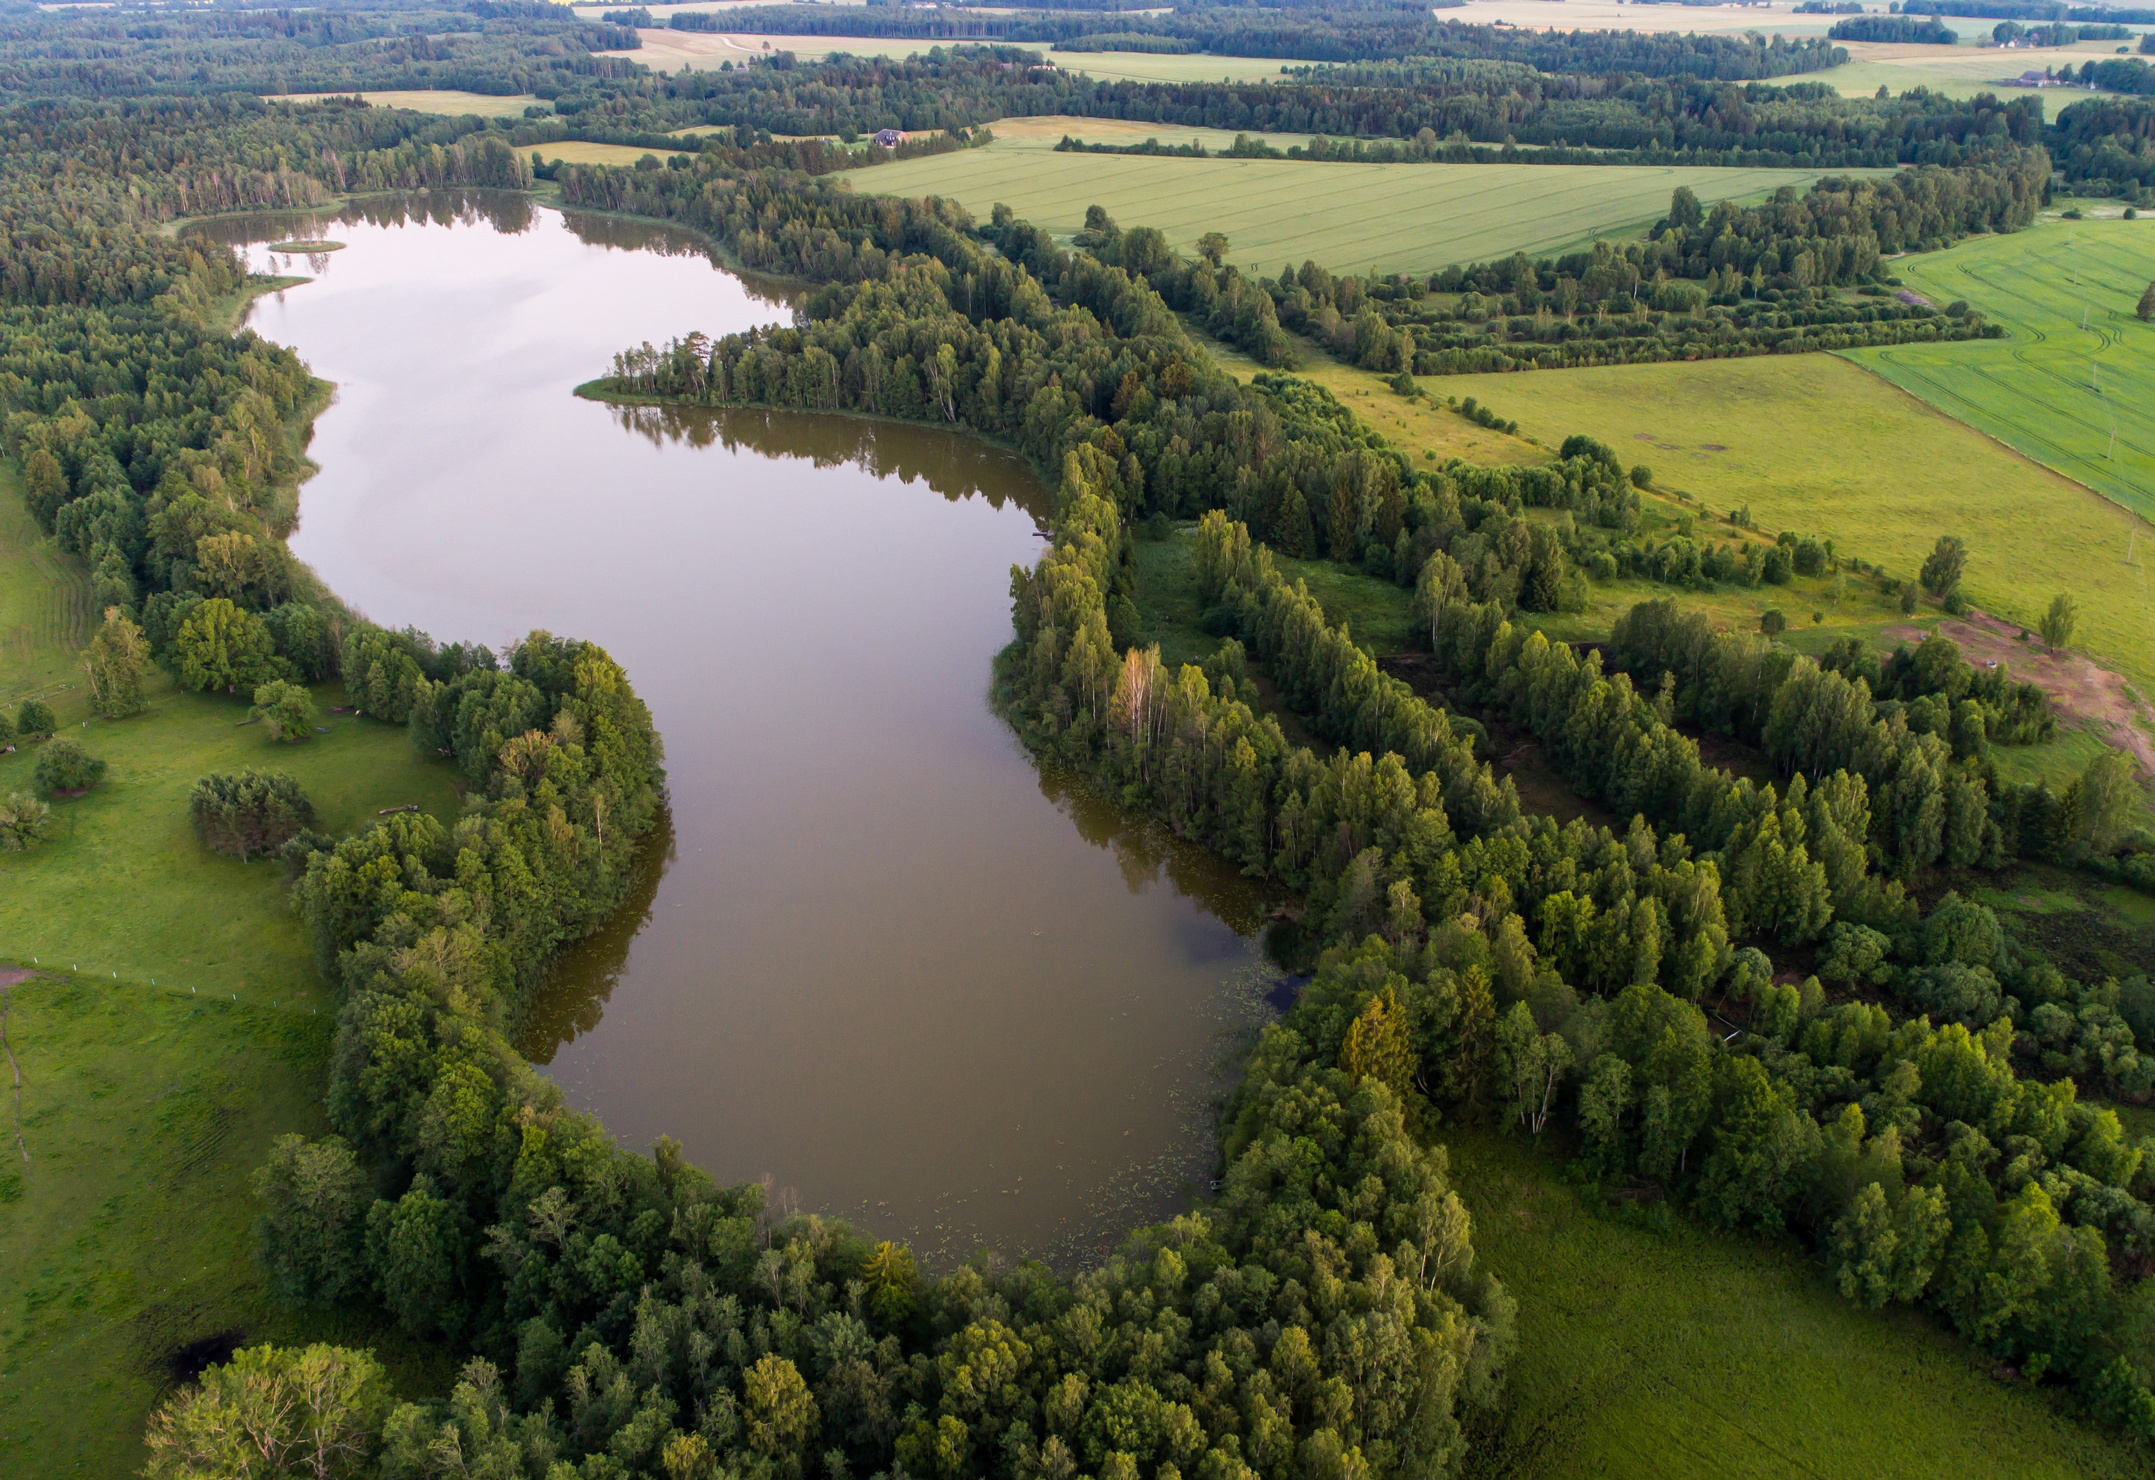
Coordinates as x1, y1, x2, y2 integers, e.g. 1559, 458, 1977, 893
206, 194, 1281, 1266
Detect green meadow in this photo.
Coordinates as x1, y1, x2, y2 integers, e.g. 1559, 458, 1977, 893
858, 150, 1865, 275
1424, 353, 2155, 698
0, 462, 461, 1470
1849, 219, 2155, 527
1448, 1129, 2145, 1480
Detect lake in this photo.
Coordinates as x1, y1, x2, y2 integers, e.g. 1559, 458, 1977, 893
206, 193, 1280, 1266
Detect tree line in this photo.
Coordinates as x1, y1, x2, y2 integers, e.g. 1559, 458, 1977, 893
0, 0, 641, 100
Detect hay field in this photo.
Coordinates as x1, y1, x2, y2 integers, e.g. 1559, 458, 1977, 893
268, 88, 544, 117
1848, 219, 2155, 526
1811, 38, 2141, 119
538, 139, 683, 167
1420, 353, 2155, 696
856, 152, 1858, 274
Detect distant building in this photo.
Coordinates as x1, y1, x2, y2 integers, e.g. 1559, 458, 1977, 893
872, 128, 905, 147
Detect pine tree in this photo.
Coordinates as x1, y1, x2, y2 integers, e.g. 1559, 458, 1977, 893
2139, 280, 2155, 322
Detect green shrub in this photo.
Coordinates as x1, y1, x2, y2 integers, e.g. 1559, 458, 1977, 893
13, 698, 54, 738
34, 737, 105, 795
0, 791, 53, 852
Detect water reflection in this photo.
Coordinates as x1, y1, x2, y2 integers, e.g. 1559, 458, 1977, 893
609, 402, 1050, 519
214, 196, 1286, 1267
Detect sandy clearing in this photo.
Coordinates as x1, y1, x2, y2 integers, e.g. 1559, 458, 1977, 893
1885, 609, 2155, 780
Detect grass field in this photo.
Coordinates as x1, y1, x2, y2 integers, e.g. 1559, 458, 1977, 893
1446, 1128, 2146, 1479
267, 89, 545, 118
1848, 220, 2155, 529
0, 976, 449, 1478
1420, 353, 2155, 698
858, 151, 1866, 275
0, 461, 462, 1469
537, 139, 686, 168
1812, 39, 2144, 120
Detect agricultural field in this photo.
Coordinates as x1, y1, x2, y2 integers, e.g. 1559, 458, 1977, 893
0, 467, 462, 1472
1849, 220, 2155, 528
1422, 353, 2155, 701
1812, 39, 2145, 119
266, 89, 546, 117
1447, 1128, 2146, 1480
858, 150, 1869, 275
536, 139, 683, 168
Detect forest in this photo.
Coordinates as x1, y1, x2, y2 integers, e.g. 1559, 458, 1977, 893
2, 3, 2155, 1474
698, 6, 1846, 73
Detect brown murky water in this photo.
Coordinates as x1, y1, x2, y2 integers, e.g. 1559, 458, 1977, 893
207, 195, 1279, 1265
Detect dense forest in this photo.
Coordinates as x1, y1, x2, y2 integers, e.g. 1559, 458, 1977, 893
698, 6, 1845, 74
0, 0, 641, 98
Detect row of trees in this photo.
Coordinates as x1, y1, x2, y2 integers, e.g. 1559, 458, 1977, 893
1136, 164, 2042, 377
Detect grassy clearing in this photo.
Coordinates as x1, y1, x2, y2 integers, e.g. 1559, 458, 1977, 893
0, 466, 462, 1466
1849, 220, 2155, 527
984, 114, 1319, 154
1446, 1126, 2145, 1480
1420, 352, 2155, 698
857, 152, 1864, 275
0, 975, 450, 1479
266, 89, 544, 118
537, 140, 685, 168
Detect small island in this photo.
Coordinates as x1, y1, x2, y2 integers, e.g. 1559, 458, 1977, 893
264, 238, 345, 253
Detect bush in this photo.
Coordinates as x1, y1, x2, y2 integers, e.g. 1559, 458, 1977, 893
0, 792, 53, 852
191, 771, 316, 862
1760, 608, 1788, 637
13, 698, 54, 738
1630, 464, 1652, 488
34, 737, 105, 795
251, 680, 320, 743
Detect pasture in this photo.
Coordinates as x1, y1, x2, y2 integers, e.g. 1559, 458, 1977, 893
1447, 1128, 2145, 1480
0, 464, 461, 1472
1849, 219, 2155, 527
857, 151, 1862, 275
1423, 352, 2155, 698
267, 88, 544, 117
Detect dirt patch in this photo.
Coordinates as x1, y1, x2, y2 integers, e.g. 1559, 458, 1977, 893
1884, 609, 2155, 780
0, 969, 30, 988
1699, 443, 1728, 452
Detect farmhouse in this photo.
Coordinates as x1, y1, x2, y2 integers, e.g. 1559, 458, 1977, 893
872, 128, 905, 147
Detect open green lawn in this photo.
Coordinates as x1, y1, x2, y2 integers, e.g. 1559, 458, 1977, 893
1447, 1128, 2149, 1479
1423, 353, 2155, 699
0, 464, 461, 1468
0, 975, 451, 1479
857, 152, 1868, 276
1848, 219, 2155, 528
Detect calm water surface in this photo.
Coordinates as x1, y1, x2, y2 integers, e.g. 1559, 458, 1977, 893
211, 196, 1277, 1264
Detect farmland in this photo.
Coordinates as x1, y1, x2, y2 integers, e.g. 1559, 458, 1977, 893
1420, 352, 2155, 697
858, 150, 1867, 275
1848, 219, 2155, 528
266, 88, 545, 117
